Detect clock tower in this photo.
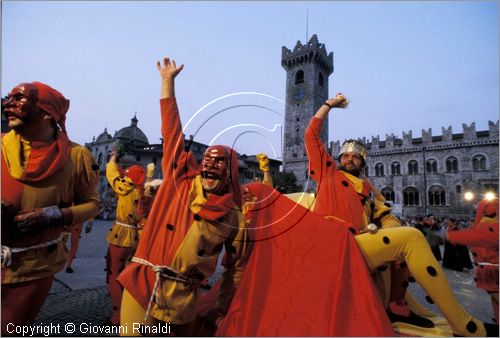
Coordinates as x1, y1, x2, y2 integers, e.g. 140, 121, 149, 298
281, 34, 334, 189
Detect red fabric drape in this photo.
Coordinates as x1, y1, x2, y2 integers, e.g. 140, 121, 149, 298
215, 183, 393, 336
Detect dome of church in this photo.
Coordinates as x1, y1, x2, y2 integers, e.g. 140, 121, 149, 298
114, 115, 149, 146
95, 128, 113, 143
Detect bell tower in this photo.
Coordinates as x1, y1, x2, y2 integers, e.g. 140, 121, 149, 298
281, 34, 334, 188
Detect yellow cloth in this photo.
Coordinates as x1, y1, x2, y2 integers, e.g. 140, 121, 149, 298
1, 132, 32, 179
343, 172, 400, 228
106, 161, 140, 248
285, 192, 316, 209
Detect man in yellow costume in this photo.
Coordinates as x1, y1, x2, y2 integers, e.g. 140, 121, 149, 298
105, 151, 146, 325
1, 82, 100, 333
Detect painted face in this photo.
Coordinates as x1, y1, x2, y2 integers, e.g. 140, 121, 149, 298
2, 83, 40, 130
200, 145, 230, 193
339, 152, 364, 176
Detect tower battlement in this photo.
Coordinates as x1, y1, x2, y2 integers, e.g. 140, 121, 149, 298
330, 120, 499, 156
281, 34, 334, 75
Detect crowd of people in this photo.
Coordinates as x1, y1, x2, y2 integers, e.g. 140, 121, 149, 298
1, 57, 498, 337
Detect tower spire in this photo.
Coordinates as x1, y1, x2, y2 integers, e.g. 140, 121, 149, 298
306, 9, 309, 42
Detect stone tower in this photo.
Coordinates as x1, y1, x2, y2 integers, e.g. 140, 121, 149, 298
281, 34, 334, 188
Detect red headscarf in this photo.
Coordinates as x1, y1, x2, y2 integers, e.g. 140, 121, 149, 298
32, 81, 70, 133
125, 165, 146, 187
223, 145, 242, 210
475, 197, 499, 223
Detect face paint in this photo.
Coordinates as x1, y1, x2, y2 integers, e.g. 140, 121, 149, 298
2, 83, 40, 130
200, 145, 230, 194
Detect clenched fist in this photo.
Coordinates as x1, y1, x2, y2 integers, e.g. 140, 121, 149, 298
256, 153, 270, 172
14, 205, 64, 232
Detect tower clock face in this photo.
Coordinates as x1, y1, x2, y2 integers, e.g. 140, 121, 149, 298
293, 86, 305, 102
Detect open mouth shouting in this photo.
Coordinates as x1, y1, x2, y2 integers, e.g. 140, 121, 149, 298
201, 171, 222, 192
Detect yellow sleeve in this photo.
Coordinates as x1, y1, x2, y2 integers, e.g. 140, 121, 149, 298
70, 145, 101, 224
261, 172, 273, 187
106, 160, 135, 196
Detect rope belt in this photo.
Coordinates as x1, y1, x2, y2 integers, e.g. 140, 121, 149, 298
131, 256, 202, 321
477, 262, 499, 267
1, 234, 65, 268
115, 221, 137, 229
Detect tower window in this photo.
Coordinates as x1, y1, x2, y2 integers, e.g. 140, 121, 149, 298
375, 163, 385, 177
426, 159, 438, 173
446, 156, 458, 172
408, 160, 418, 174
319, 72, 324, 87
295, 70, 304, 84
403, 187, 420, 206
472, 154, 487, 171
429, 185, 446, 206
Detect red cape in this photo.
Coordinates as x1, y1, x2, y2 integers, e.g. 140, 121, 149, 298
215, 183, 393, 336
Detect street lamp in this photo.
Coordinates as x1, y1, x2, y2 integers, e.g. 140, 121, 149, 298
464, 191, 474, 201
464, 191, 475, 221
485, 192, 496, 201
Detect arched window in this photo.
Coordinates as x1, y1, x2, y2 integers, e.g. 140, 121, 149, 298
428, 185, 446, 206
403, 187, 420, 206
318, 72, 324, 87
381, 187, 395, 202
375, 163, 385, 177
472, 154, 487, 171
295, 70, 304, 84
445, 156, 458, 172
456, 185, 462, 194
391, 162, 401, 175
408, 160, 418, 174
97, 153, 103, 166
364, 165, 369, 177
426, 159, 438, 173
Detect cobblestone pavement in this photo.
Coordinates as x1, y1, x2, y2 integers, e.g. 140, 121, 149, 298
32, 221, 496, 336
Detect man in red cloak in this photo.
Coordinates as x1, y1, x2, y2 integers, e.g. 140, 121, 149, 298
117, 57, 250, 336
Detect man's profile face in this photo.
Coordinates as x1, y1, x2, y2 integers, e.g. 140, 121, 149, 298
2, 83, 41, 130
339, 152, 363, 176
201, 146, 229, 193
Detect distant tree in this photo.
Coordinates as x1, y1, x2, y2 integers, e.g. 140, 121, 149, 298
273, 170, 303, 194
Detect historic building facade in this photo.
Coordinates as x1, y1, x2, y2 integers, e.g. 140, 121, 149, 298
330, 121, 499, 219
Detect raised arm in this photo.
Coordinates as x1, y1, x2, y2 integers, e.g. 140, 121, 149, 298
313, 93, 349, 120
305, 93, 349, 181
156, 57, 196, 178
256, 153, 273, 187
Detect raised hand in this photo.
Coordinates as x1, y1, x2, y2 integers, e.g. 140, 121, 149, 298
256, 153, 270, 172
325, 92, 349, 109
157, 57, 184, 81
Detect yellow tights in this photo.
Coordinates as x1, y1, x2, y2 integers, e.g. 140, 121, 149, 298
355, 227, 486, 337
